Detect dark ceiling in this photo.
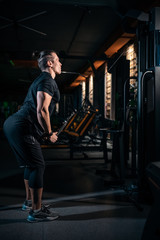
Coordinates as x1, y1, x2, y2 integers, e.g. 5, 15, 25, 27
0, 0, 157, 98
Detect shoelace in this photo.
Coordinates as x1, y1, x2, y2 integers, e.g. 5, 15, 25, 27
41, 204, 52, 214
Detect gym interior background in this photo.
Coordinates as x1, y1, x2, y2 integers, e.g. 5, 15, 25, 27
1, 0, 160, 240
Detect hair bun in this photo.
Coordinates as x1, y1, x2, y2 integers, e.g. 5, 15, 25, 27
32, 51, 40, 60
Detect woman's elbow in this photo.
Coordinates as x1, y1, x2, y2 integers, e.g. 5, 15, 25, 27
37, 107, 48, 116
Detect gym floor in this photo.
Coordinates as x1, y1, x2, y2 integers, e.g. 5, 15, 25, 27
0, 134, 151, 240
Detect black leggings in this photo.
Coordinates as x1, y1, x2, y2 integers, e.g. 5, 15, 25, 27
24, 166, 45, 188
3, 114, 45, 189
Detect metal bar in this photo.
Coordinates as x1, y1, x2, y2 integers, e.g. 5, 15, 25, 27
123, 76, 137, 127
137, 70, 154, 187
18, 23, 47, 36
66, 10, 86, 54
75, 113, 89, 132
0, 15, 12, 22
64, 113, 77, 130
61, 71, 87, 78
0, 23, 13, 30
80, 113, 96, 136
17, 11, 47, 23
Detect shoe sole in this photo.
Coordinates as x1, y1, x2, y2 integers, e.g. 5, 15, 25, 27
22, 206, 32, 211
27, 215, 59, 223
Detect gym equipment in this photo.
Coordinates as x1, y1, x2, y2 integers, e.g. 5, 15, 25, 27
63, 109, 98, 139
141, 162, 160, 240
41, 101, 103, 160
137, 7, 160, 189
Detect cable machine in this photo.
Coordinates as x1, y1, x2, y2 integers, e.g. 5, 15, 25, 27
137, 7, 160, 189
137, 7, 160, 240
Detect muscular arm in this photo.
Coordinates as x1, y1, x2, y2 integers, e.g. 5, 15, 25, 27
37, 91, 58, 143
37, 91, 52, 134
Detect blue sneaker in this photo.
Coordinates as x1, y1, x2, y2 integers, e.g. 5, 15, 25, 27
22, 200, 32, 211
27, 205, 59, 222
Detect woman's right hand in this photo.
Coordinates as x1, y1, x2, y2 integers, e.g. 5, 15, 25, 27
49, 132, 58, 143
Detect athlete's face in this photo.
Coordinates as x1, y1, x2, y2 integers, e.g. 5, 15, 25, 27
50, 53, 62, 75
